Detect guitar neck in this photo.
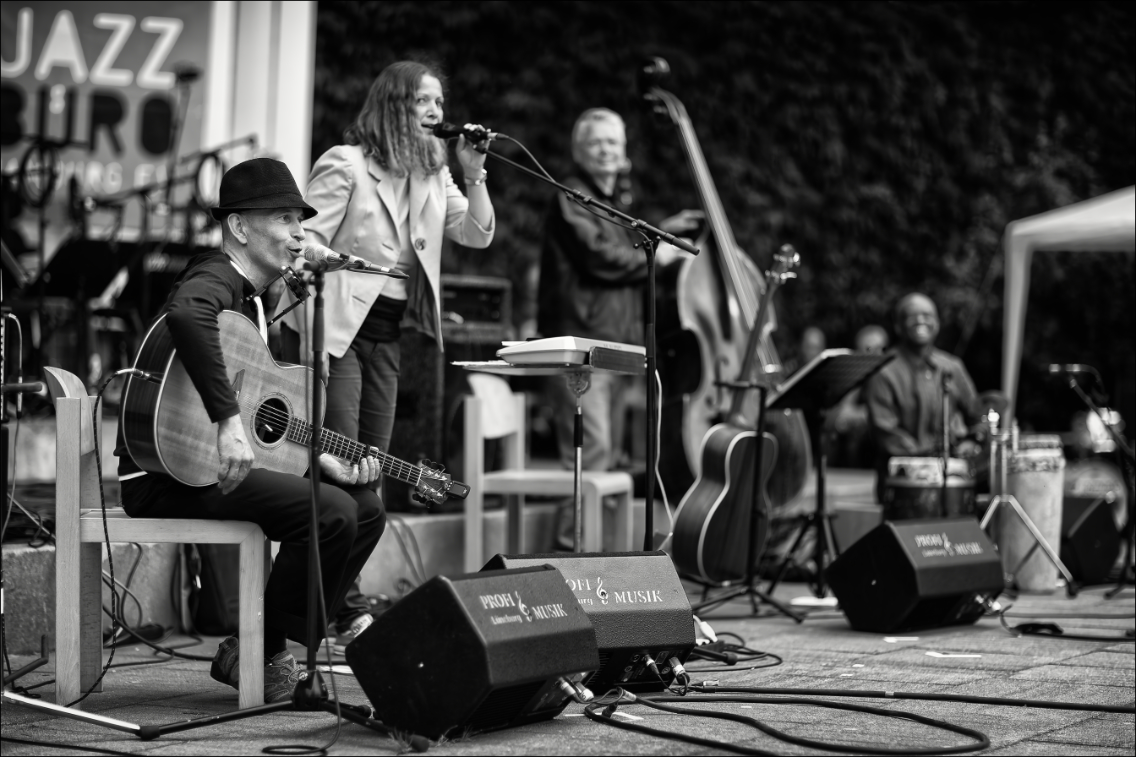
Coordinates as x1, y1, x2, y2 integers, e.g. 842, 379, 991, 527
285, 420, 421, 485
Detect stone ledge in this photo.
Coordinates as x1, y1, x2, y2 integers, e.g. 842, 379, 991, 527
2, 541, 180, 655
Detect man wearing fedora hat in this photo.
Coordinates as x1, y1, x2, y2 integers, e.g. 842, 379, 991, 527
114, 158, 386, 704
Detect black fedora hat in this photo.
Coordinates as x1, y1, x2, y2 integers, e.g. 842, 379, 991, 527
210, 158, 317, 221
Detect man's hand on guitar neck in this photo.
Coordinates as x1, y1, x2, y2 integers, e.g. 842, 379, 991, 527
217, 415, 255, 494
319, 453, 381, 487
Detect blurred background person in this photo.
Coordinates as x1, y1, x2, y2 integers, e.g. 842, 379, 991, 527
781, 325, 827, 377
864, 293, 983, 501
828, 324, 889, 468
537, 107, 701, 550
277, 59, 494, 650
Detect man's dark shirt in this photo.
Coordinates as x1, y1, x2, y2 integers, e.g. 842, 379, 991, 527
864, 347, 981, 483
537, 171, 648, 345
115, 249, 261, 477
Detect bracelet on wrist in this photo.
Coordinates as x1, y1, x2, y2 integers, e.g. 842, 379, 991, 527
464, 169, 487, 186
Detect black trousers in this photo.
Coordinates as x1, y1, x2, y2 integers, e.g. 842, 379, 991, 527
122, 469, 385, 645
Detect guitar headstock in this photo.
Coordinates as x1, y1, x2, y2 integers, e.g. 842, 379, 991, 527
768, 244, 800, 287
412, 460, 470, 507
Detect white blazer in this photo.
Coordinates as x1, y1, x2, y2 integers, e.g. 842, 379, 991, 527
279, 144, 494, 358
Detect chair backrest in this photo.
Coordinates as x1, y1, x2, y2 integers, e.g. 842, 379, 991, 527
44, 366, 89, 403
466, 373, 521, 440
462, 382, 527, 477
45, 367, 102, 519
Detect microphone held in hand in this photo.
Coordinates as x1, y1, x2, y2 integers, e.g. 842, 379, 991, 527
301, 246, 409, 278
429, 122, 499, 141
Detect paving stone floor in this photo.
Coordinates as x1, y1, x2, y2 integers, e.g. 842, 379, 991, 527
2, 578, 1132, 755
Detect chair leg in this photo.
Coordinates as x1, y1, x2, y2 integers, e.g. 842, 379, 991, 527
237, 530, 266, 708
463, 397, 485, 573
464, 490, 484, 573
79, 544, 104, 694
506, 495, 525, 554
56, 543, 102, 707
614, 489, 635, 552
582, 483, 602, 553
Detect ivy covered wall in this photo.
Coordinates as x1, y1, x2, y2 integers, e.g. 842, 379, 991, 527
312, 0, 1134, 433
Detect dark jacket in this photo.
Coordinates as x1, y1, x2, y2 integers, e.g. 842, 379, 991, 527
537, 171, 648, 345
115, 249, 260, 477
864, 346, 981, 488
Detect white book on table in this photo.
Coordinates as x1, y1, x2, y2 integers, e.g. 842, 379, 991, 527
497, 336, 645, 366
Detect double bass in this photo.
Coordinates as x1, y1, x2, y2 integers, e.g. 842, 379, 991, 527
640, 58, 812, 542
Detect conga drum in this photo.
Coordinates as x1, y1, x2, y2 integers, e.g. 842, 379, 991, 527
883, 457, 975, 521
998, 434, 1066, 593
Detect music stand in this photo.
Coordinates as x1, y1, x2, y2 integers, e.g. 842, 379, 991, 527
765, 349, 894, 597
455, 344, 644, 553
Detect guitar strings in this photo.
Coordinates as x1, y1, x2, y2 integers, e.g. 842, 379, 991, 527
235, 398, 422, 483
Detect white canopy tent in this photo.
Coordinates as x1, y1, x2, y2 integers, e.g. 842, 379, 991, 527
1002, 185, 1136, 421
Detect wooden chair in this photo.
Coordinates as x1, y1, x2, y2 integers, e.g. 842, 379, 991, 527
461, 377, 635, 572
46, 367, 266, 709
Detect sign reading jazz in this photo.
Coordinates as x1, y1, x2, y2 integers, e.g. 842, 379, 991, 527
1, 1, 212, 247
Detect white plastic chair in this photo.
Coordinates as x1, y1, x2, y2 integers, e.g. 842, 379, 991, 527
461, 374, 634, 572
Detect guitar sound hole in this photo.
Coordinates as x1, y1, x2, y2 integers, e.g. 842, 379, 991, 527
253, 397, 290, 444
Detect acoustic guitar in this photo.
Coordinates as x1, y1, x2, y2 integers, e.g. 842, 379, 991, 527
121, 310, 469, 506
670, 246, 800, 583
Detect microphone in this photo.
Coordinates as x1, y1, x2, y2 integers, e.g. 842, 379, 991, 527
925, 355, 951, 379
429, 122, 499, 141
301, 246, 409, 278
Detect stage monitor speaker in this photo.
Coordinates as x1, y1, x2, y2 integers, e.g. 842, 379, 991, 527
825, 517, 1003, 633
345, 565, 599, 740
1061, 495, 1121, 585
482, 551, 695, 694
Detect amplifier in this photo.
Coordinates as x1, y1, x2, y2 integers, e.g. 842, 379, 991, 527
440, 274, 511, 329
825, 518, 1004, 633
345, 565, 598, 739
482, 551, 695, 694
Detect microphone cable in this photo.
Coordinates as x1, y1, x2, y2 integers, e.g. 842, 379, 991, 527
64, 368, 144, 707
997, 602, 1135, 642
684, 684, 1135, 716
585, 687, 990, 755
686, 631, 783, 673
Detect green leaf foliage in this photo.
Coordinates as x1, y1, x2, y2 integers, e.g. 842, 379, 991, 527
314, 0, 1135, 433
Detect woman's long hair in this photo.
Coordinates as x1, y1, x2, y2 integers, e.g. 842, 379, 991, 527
345, 61, 447, 177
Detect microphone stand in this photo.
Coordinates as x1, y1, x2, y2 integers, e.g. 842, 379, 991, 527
475, 144, 698, 550
940, 367, 951, 518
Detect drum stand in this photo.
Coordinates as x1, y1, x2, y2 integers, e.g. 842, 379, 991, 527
979, 415, 1078, 596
